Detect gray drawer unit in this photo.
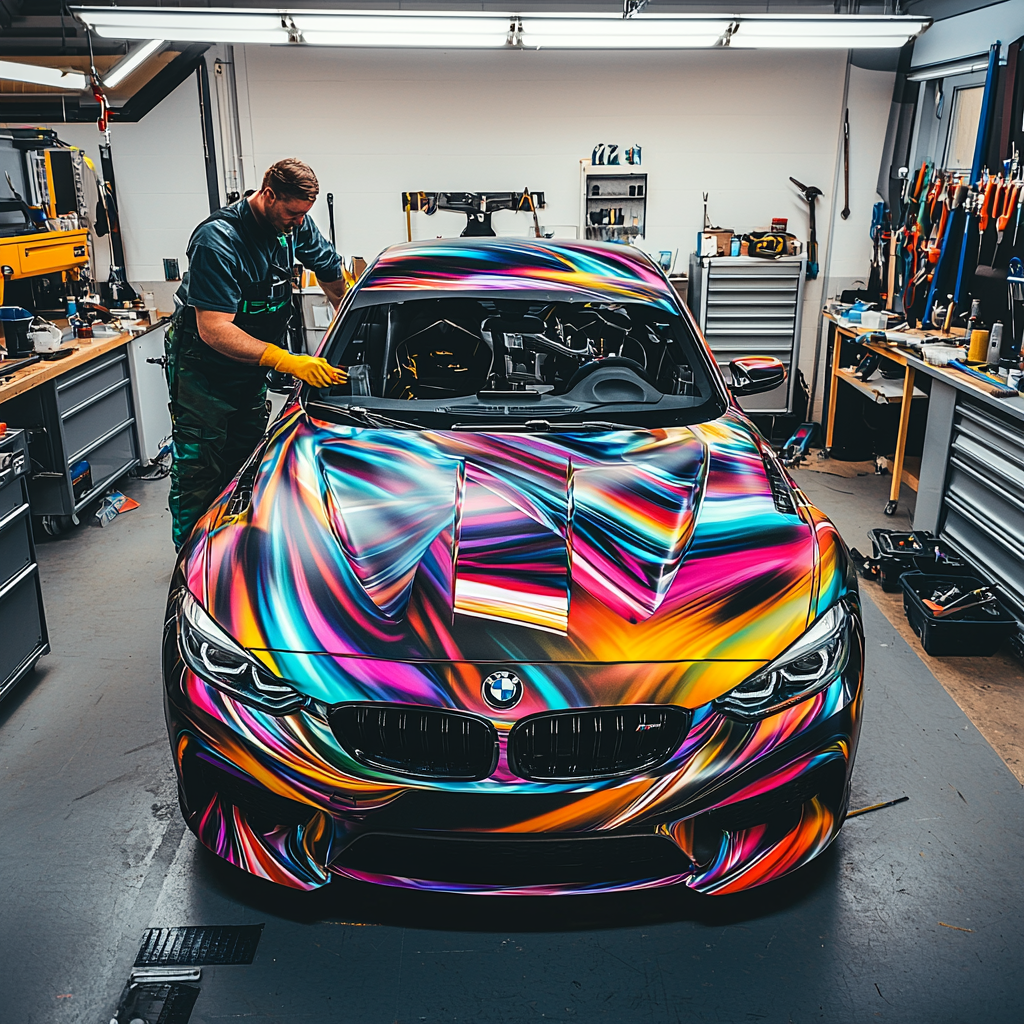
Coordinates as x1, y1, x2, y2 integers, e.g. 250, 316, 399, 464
0, 428, 48, 702
1, 345, 139, 518
688, 254, 806, 414
940, 396, 1024, 622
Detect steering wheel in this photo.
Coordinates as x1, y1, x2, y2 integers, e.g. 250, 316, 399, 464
563, 356, 657, 393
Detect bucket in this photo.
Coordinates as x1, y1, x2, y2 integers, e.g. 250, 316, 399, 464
0, 307, 34, 357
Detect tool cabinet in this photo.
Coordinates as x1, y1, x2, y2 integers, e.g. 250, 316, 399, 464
916, 380, 1024, 629
0, 428, 48, 702
1, 344, 139, 520
688, 254, 807, 414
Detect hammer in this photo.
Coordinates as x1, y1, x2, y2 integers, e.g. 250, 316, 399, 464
790, 176, 823, 280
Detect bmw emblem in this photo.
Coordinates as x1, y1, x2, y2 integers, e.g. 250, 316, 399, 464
482, 670, 524, 711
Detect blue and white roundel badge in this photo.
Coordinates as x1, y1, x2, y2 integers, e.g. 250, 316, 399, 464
482, 670, 524, 710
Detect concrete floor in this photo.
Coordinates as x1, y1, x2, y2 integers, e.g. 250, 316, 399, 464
1, 472, 1023, 1024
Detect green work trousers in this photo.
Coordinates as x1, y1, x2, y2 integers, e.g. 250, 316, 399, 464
165, 317, 269, 549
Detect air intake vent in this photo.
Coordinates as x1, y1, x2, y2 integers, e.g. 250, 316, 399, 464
762, 451, 798, 516
508, 705, 689, 781
329, 704, 498, 781
226, 440, 268, 516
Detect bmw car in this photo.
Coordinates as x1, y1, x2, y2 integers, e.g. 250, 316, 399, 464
164, 238, 863, 895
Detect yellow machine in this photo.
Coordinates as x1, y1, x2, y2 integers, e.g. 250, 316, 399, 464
0, 228, 90, 306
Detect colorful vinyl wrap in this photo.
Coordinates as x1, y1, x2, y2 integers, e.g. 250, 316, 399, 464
166, 400, 863, 895
351, 238, 680, 310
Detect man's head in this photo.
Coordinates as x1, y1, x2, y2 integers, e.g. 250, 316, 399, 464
251, 158, 319, 234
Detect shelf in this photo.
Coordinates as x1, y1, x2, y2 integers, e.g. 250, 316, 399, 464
836, 367, 927, 406
587, 195, 645, 200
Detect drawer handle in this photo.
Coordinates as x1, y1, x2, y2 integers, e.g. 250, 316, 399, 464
0, 561, 36, 603
0, 501, 29, 534
56, 352, 126, 393
61, 378, 131, 421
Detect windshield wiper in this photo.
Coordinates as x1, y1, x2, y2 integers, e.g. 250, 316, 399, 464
310, 403, 420, 430
450, 419, 638, 432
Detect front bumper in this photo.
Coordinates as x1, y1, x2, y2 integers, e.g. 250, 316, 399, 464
163, 622, 863, 896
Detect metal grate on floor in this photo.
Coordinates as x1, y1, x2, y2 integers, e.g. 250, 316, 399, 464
134, 925, 264, 966
114, 983, 200, 1024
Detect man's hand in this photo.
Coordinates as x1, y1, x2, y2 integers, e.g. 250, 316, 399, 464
259, 344, 348, 388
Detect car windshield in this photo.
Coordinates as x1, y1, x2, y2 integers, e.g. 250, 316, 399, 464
313, 295, 727, 429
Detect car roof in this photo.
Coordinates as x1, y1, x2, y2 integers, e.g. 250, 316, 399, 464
352, 237, 680, 311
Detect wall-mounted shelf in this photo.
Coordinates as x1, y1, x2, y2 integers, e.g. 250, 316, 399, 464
580, 161, 646, 244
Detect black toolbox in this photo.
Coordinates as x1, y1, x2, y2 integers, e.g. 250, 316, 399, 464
900, 572, 1016, 657
868, 529, 971, 592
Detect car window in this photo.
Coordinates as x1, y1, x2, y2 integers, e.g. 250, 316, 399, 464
315, 296, 727, 429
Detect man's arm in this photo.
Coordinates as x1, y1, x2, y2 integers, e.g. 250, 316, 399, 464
195, 309, 347, 387
196, 309, 269, 363
320, 277, 345, 311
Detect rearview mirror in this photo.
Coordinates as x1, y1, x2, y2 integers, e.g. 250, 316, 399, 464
729, 356, 787, 396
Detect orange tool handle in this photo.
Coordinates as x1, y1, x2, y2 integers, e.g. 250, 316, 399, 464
998, 183, 1021, 232
978, 178, 996, 232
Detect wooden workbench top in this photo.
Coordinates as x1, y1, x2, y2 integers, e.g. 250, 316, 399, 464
0, 330, 134, 404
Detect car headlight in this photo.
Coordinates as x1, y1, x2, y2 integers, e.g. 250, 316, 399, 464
177, 589, 307, 714
715, 602, 854, 720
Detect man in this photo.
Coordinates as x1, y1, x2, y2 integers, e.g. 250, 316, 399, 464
166, 158, 347, 549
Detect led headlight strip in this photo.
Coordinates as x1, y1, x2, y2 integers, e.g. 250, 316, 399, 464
178, 589, 307, 714
715, 601, 854, 720
71, 8, 930, 50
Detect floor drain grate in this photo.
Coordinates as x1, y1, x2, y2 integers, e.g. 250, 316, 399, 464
134, 925, 264, 967
113, 982, 199, 1024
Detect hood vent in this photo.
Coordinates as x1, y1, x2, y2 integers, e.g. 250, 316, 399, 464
761, 451, 798, 516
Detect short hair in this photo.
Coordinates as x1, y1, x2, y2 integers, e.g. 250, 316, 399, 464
262, 158, 318, 202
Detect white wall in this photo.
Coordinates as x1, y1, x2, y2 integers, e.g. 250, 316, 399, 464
44, 45, 894, 416
234, 44, 893, 410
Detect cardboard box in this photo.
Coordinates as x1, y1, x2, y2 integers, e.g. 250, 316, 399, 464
700, 230, 734, 257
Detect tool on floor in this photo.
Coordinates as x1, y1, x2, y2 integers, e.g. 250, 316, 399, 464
841, 108, 850, 220
789, 176, 822, 279
778, 421, 821, 466
845, 795, 909, 819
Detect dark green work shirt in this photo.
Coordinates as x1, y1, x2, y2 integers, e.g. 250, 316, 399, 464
182, 197, 341, 314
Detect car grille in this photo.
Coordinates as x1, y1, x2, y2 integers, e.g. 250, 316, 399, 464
333, 832, 692, 886
508, 705, 689, 781
329, 704, 498, 781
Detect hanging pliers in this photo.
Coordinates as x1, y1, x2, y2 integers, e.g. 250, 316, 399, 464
997, 181, 1021, 244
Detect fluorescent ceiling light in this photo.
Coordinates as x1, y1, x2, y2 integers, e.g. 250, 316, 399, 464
295, 13, 510, 48
525, 14, 730, 49
729, 15, 930, 49
0, 60, 87, 90
103, 39, 166, 88
71, 7, 930, 50
75, 9, 288, 44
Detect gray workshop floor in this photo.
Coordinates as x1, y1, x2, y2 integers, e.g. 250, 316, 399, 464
1, 472, 1022, 1024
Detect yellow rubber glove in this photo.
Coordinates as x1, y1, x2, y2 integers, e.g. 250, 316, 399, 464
259, 345, 348, 388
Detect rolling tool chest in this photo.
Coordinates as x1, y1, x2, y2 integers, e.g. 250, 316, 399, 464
1, 344, 139, 522
0, 428, 48, 701
688, 254, 807, 414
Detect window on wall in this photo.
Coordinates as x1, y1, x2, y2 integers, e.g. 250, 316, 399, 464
908, 70, 987, 175
943, 85, 984, 170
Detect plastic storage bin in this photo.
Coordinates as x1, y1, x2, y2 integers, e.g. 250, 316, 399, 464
900, 572, 1017, 656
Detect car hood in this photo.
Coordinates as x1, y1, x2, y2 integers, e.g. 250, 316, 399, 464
190, 407, 820, 665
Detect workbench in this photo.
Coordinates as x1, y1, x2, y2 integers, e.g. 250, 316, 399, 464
823, 309, 1024, 628
0, 329, 139, 527
823, 312, 958, 514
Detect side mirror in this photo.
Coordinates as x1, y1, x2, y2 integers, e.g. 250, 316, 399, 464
729, 356, 787, 396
